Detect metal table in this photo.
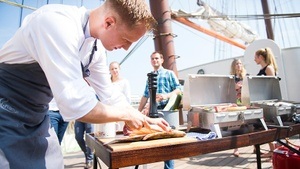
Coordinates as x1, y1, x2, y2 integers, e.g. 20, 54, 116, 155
86, 124, 300, 169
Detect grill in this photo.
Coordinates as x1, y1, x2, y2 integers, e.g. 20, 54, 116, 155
183, 74, 266, 138
241, 76, 298, 126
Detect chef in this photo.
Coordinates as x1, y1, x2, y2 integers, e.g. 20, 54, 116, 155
0, 1, 169, 169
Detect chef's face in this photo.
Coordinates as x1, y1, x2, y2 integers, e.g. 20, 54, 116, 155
103, 26, 146, 50
103, 24, 147, 51
90, 14, 147, 51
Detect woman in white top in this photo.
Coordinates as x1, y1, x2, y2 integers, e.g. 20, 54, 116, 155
109, 61, 131, 103
109, 61, 132, 135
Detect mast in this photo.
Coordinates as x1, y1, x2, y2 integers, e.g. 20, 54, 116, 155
149, 0, 178, 76
171, 16, 246, 50
261, 0, 274, 40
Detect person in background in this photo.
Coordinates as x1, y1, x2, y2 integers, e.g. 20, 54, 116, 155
74, 121, 93, 168
109, 61, 131, 103
230, 58, 247, 105
48, 98, 69, 145
255, 47, 278, 76
0, 1, 170, 168
254, 47, 278, 159
138, 51, 182, 169
230, 58, 247, 157
109, 61, 132, 135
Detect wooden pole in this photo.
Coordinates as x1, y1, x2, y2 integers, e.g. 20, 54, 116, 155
261, 0, 274, 40
149, 0, 178, 76
172, 16, 246, 50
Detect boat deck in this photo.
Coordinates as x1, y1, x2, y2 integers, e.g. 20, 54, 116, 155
63, 135, 300, 169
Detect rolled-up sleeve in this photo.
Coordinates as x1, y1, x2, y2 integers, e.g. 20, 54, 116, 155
55, 78, 98, 121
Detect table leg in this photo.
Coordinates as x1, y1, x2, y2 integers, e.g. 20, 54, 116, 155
260, 118, 268, 130
212, 124, 222, 138
276, 116, 284, 126
254, 144, 262, 169
93, 154, 98, 169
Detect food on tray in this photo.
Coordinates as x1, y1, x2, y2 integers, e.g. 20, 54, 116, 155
100, 125, 186, 145
214, 104, 247, 112
129, 124, 167, 135
129, 124, 186, 140
141, 130, 186, 140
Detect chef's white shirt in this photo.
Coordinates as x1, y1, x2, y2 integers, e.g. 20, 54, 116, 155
0, 4, 128, 121
49, 98, 59, 111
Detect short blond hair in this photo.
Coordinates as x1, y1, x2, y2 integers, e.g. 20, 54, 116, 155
105, 0, 157, 31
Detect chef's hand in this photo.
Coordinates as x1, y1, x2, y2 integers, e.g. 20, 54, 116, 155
144, 116, 171, 132
124, 108, 170, 134
124, 108, 147, 131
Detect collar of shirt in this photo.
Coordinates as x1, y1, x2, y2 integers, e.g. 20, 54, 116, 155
84, 20, 91, 38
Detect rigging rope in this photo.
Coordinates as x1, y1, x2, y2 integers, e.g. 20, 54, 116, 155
0, 0, 36, 10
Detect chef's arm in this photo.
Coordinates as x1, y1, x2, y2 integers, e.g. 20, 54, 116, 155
78, 102, 134, 123
78, 101, 169, 131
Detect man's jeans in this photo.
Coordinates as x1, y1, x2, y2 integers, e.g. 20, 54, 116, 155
74, 121, 93, 163
164, 160, 174, 169
48, 110, 69, 144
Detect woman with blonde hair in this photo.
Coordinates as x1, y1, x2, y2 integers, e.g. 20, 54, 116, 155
230, 58, 247, 105
109, 61, 133, 137
254, 47, 278, 159
230, 58, 247, 157
109, 61, 131, 103
254, 47, 278, 76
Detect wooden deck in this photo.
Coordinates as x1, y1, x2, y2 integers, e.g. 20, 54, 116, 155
63, 135, 299, 169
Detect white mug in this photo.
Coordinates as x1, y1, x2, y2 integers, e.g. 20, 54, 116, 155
95, 122, 120, 138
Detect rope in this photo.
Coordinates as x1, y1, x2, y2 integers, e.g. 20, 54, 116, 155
0, 0, 36, 10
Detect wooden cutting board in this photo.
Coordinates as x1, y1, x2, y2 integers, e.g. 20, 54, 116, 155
97, 136, 198, 152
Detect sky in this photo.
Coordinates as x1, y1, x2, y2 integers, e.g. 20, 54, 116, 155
0, 0, 300, 95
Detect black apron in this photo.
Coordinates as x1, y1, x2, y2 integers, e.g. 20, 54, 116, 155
0, 63, 63, 169
0, 10, 92, 169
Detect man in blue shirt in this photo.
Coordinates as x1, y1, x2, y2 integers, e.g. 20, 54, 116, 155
138, 51, 182, 169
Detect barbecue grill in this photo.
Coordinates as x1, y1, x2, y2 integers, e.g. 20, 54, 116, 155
183, 74, 267, 138
241, 76, 296, 126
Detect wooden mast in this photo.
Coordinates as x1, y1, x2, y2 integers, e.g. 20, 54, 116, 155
261, 0, 274, 40
149, 0, 178, 76
171, 16, 246, 50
